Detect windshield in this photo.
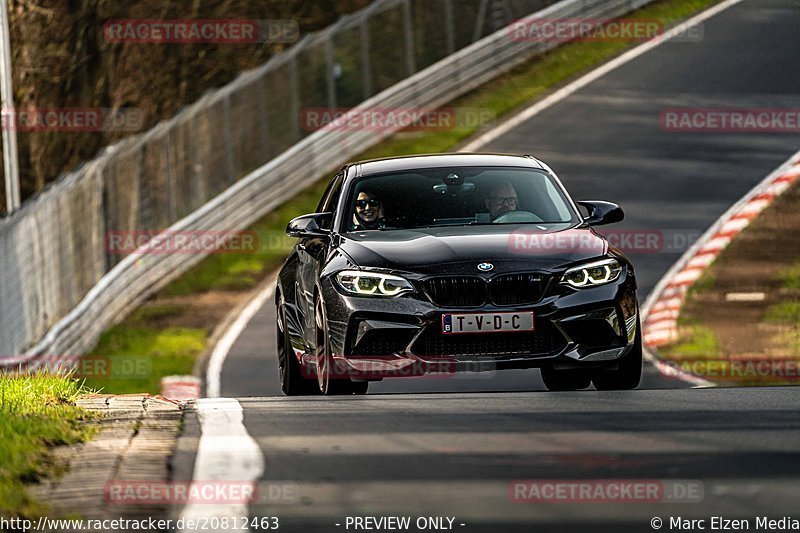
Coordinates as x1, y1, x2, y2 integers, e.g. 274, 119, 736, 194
343, 166, 579, 232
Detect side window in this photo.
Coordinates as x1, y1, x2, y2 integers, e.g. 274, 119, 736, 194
316, 172, 344, 229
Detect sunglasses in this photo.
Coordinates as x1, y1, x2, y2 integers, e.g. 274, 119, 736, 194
356, 199, 381, 209
490, 196, 518, 205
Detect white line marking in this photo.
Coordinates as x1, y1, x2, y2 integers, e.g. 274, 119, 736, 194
178, 398, 265, 532
206, 281, 276, 398
459, 0, 746, 152
725, 292, 766, 302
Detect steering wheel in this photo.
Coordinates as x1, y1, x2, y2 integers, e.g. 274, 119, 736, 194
492, 210, 543, 223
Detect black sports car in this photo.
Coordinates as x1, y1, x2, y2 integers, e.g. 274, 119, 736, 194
276, 153, 641, 395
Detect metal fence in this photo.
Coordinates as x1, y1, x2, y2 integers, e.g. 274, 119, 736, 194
0, 0, 657, 367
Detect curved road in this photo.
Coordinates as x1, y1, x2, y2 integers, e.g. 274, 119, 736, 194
219, 0, 800, 397
177, 1, 800, 531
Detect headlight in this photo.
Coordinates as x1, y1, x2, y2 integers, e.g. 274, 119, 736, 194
561, 258, 622, 288
335, 270, 414, 297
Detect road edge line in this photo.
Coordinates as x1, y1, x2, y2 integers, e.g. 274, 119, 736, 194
459, 0, 745, 152
177, 398, 265, 532
205, 273, 278, 398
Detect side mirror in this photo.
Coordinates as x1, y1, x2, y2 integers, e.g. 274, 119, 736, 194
577, 201, 624, 226
286, 212, 332, 238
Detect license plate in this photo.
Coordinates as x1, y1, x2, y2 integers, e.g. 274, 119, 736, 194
442, 311, 534, 334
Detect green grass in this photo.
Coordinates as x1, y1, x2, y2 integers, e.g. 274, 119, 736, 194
84, 0, 725, 393
777, 329, 800, 357
83, 325, 206, 395
660, 322, 723, 360
0, 373, 95, 517
765, 301, 800, 357
778, 262, 800, 290
765, 302, 800, 325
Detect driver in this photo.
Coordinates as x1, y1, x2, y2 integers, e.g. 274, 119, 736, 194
352, 191, 385, 230
485, 182, 519, 221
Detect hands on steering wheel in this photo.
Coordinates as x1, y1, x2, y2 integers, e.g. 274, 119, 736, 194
492, 210, 543, 223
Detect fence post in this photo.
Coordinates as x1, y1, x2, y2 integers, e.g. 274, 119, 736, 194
134, 143, 148, 230
445, 0, 455, 55
473, 0, 488, 42
325, 35, 337, 110
222, 95, 236, 184
257, 75, 271, 162
165, 129, 177, 223
190, 113, 205, 207
289, 54, 301, 142
402, 0, 416, 75
360, 19, 372, 99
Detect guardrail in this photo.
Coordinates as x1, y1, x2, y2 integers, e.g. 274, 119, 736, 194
1, 0, 656, 367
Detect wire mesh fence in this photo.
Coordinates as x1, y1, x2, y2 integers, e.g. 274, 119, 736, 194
0, 0, 656, 365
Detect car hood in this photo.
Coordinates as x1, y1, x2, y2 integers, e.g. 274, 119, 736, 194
338, 225, 609, 274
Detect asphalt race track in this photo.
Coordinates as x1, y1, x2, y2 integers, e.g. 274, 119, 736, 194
237, 388, 800, 532
179, 1, 800, 531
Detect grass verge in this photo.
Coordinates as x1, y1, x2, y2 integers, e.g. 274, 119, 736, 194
0, 373, 95, 517
659, 321, 722, 360
85, 0, 725, 394
778, 261, 800, 290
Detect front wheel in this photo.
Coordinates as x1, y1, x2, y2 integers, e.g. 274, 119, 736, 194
592, 318, 643, 391
314, 295, 369, 396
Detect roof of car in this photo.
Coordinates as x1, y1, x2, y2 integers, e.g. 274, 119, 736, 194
352, 153, 544, 175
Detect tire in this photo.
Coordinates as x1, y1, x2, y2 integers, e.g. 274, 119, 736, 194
277, 301, 318, 396
592, 317, 643, 391
541, 368, 592, 391
314, 295, 369, 396
348, 381, 370, 395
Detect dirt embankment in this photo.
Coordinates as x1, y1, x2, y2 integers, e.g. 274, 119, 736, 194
671, 175, 800, 361
2, 0, 370, 209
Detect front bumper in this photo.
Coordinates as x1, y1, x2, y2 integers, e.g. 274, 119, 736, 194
319, 269, 638, 379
